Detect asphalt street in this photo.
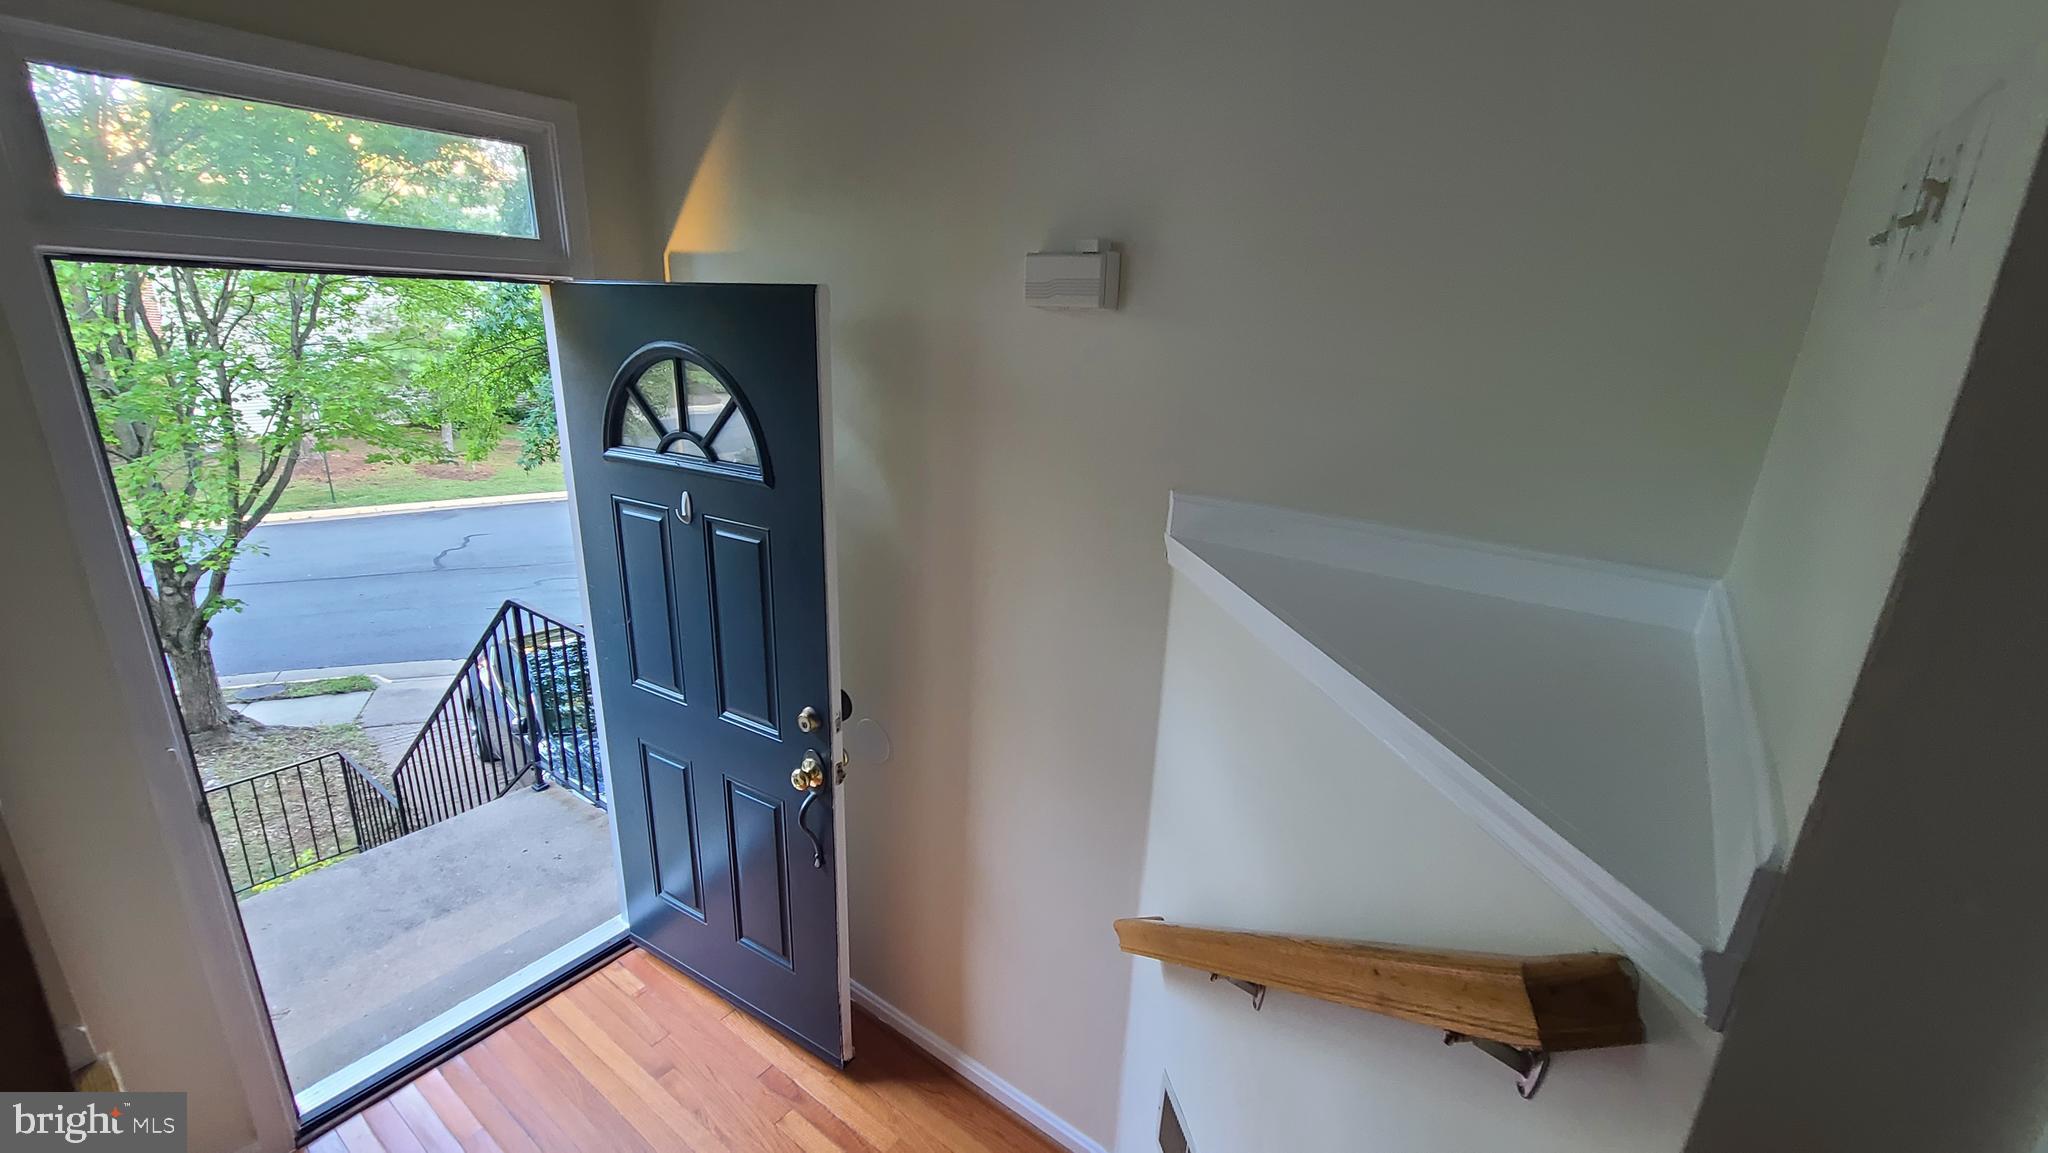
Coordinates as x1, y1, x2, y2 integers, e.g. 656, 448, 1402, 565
206, 499, 586, 675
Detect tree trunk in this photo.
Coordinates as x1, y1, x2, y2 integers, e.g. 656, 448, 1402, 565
164, 631, 231, 737
152, 575, 231, 737
441, 419, 456, 452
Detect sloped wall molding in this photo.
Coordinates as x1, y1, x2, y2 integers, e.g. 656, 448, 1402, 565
1164, 493, 1783, 1015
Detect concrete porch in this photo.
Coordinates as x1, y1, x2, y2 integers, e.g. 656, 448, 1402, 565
238, 786, 617, 1090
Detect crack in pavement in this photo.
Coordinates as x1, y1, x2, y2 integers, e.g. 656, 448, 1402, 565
431, 532, 488, 570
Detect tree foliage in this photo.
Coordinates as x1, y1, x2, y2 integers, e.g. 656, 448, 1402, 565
390, 279, 556, 468
34, 64, 553, 734
58, 261, 415, 732
29, 62, 534, 236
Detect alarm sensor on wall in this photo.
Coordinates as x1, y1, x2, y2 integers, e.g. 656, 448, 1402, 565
1025, 239, 1120, 310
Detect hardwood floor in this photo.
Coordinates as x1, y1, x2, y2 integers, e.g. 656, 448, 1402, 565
303, 947, 1065, 1153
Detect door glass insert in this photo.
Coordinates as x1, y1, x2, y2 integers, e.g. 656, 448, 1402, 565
709, 414, 761, 467
682, 361, 729, 434
618, 398, 662, 450
635, 359, 681, 428
607, 352, 764, 480
27, 62, 539, 238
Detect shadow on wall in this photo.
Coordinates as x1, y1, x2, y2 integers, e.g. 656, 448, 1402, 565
1684, 133, 2048, 1153
831, 306, 992, 1045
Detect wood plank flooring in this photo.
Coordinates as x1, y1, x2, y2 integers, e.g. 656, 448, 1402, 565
303, 948, 1064, 1153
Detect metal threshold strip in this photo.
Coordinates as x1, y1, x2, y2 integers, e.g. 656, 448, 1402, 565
294, 918, 630, 1142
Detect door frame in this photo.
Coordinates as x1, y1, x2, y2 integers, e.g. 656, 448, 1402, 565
0, 4, 605, 1147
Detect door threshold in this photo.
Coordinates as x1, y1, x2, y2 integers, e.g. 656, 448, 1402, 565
295, 916, 629, 1139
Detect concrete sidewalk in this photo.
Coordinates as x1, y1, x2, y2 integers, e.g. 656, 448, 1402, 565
229, 660, 464, 768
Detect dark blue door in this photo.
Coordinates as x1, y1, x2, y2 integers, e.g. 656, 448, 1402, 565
548, 283, 846, 1062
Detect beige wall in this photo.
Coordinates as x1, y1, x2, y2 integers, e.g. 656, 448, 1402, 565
644, 0, 1890, 1139
1723, 0, 2048, 832
0, 2, 655, 1149
1114, 575, 1719, 1151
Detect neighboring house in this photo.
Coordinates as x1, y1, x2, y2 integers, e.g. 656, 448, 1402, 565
2, 1, 2046, 1152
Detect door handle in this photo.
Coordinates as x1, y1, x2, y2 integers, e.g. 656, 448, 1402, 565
792, 751, 829, 868
790, 751, 825, 792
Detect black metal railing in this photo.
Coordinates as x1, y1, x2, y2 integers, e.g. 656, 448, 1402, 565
203, 602, 600, 897
518, 611, 603, 807
390, 600, 604, 830
344, 761, 407, 853
203, 752, 399, 895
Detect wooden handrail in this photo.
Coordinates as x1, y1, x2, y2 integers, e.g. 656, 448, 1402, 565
1114, 917, 1643, 1053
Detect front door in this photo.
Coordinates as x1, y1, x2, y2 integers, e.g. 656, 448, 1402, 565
548, 283, 847, 1062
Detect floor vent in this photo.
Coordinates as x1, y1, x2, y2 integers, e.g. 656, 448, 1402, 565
1159, 1078, 1193, 1153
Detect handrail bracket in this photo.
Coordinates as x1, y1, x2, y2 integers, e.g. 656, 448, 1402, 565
1209, 973, 1267, 1010
1443, 1032, 1549, 1099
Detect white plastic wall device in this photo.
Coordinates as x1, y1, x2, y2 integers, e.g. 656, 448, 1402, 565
1025, 238, 1120, 309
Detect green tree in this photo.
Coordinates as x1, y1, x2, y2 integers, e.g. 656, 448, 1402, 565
32, 63, 548, 737
29, 63, 534, 237
389, 279, 555, 468
58, 261, 408, 736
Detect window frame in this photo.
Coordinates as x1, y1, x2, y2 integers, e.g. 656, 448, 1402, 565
0, 6, 589, 279
0, 3, 598, 1148
604, 341, 774, 485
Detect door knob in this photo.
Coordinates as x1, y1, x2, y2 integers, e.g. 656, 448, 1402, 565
791, 751, 826, 792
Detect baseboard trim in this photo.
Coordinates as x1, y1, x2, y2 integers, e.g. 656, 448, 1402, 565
850, 982, 1107, 1153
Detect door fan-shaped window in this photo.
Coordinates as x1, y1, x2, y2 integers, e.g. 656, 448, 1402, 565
607, 348, 766, 481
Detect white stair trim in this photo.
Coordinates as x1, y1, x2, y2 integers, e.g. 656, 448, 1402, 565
1164, 492, 1783, 1015
852, 982, 1107, 1153
1697, 584, 1786, 922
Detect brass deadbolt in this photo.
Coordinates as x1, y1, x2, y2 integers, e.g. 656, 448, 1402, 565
797, 706, 822, 733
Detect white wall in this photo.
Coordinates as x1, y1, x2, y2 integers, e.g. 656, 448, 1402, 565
644, 0, 1891, 1140
1112, 575, 1720, 1152
1723, 0, 2048, 831
0, 3, 654, 1148
1684, 87, 2048, 1149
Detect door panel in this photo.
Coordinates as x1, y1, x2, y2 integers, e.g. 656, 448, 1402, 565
550, 282, 845, 1062
707, 518, 778, 734
643, 746, 704, 916
727, 778, 793, 964
614, 498, 686, 700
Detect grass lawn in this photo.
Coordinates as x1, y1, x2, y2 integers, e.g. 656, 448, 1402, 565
277, 674, 377, 699
271, 427, 562, 513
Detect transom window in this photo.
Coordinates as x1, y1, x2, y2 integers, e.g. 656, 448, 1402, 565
27, 62, 539, 238
607, 348, 765, 481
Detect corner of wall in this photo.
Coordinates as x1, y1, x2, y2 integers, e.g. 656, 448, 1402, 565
1716, 3, 2048, 841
